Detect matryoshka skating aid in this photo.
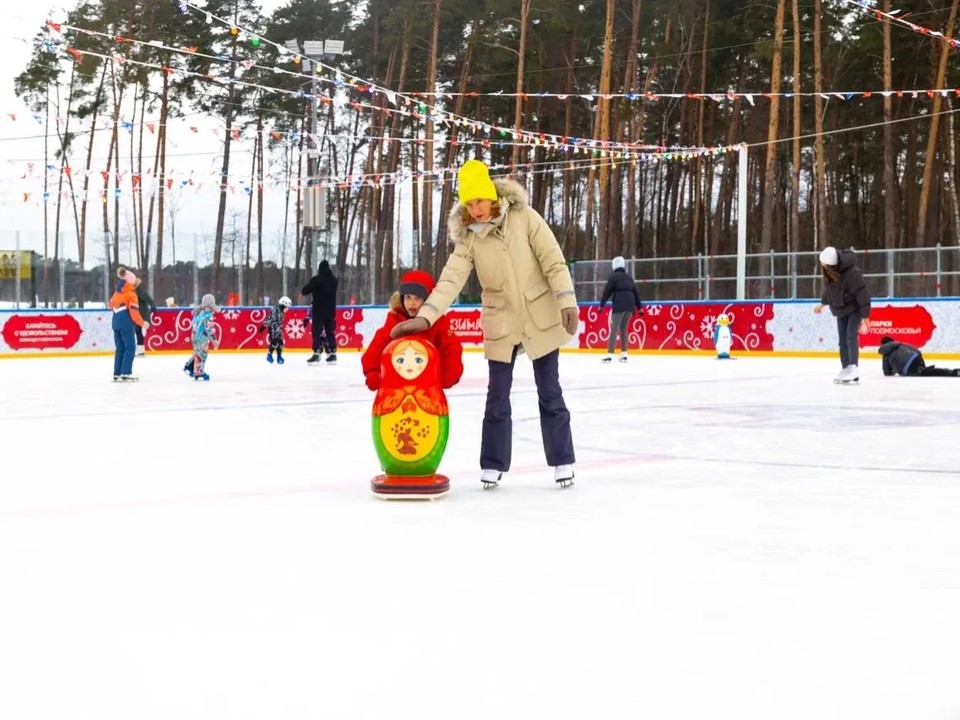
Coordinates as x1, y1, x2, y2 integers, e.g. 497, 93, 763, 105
370, 337, 450, 498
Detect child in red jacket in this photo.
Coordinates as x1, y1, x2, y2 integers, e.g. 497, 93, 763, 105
362, 270, 464, 391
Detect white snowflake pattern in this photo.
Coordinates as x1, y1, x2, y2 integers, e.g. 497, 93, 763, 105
700, 315, 717, 338
222, 309, 241, 321
286, 318, 306, 340
644, 304, 663, 316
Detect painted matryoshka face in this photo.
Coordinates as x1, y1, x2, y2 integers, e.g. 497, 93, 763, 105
391, 341, 429, 381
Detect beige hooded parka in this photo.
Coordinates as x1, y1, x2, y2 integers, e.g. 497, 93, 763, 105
416, 178, 578, 363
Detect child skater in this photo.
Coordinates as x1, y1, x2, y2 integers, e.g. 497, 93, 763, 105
183, 293, 219, 381
361, 270, 464, 391
259, 296, 292, 364
108, 267, 148, 382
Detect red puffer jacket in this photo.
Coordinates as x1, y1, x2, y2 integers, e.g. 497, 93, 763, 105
361, 292, 464, 391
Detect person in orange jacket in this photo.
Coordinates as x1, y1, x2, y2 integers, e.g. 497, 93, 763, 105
361, 270, 464, 391
107, 267, 148, 381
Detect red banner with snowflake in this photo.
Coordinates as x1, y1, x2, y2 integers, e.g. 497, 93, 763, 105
577, 302, 775, 352
145, 307, 365, 352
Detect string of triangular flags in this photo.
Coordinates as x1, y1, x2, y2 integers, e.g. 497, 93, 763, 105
0, 151, 712, 207
839, 0, 960, 49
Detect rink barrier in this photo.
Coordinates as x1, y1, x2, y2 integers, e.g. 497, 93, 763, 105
1, 299, 958, 358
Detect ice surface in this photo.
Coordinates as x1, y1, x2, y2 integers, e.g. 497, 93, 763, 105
1, 350, 959, 720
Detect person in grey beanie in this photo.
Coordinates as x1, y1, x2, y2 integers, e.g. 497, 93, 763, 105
599, 255, 643, 363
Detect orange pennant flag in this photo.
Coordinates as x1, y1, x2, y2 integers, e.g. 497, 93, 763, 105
147, 123, 155, 134
23, 192, 30, 203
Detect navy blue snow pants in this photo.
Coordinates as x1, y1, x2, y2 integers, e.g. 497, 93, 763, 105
480, 346, 575, 472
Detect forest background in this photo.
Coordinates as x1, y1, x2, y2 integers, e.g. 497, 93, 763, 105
2, 0, 960, 304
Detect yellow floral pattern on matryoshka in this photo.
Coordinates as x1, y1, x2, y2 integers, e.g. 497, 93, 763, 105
378, 394, 441, 463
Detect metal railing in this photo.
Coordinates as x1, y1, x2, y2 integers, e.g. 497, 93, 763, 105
4, 242, 960, 309
572, 245, 960, 303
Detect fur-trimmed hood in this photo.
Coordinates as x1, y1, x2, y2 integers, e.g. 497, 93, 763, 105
446, 177, 529, 243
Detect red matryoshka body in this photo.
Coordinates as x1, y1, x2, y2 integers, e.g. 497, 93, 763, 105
370, 337, 450, 498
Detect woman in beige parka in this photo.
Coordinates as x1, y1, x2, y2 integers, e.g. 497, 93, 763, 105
391, 159, 579, 489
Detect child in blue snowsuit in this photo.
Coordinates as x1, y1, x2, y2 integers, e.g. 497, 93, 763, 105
183, 293, 219, 381
259, 296, 292, 364
107, 267, 148, 381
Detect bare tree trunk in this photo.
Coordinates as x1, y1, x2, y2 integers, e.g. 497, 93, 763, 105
692, 0, 709, 254
790, 0, 801, 256
420, 0, 443, 273
813, 0, 828, 247
759, 0, 786, 270
436, 35, 474, 275
917, 0, 960, 246
510, 0, 531, 171
561, 29, 578, 256
212, 27, 241, 292
79, 65, 108, 286
155, 72, 169, 270
882, 0, 896, 251
593, 0, 616, 258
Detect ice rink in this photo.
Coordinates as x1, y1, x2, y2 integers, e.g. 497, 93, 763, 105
2, 349, 959, 720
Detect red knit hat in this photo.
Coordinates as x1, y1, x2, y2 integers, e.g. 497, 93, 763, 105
399, 270, 435, 300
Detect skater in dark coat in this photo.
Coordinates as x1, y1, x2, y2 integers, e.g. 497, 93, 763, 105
813, 246, 872, 383
134, 277, 157, 356
599, 255, 643, 362
300, 260, 339, 364
878, 337, 960, 377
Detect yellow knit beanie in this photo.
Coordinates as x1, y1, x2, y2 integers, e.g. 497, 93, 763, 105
457, 160, 498, 205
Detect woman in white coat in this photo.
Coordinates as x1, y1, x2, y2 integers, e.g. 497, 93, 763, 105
391, 159, 579, 488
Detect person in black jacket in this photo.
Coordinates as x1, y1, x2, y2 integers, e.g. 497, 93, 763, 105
813, 246, 871, 383
878, 337, 960, 376
300, 260, 339, 364
134, 277, 157, 356
599, 256, 643, 363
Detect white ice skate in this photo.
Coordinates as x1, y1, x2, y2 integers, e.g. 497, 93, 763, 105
480, 469, 502, 489
834, 364, 859, 384
554, 464, 575, 488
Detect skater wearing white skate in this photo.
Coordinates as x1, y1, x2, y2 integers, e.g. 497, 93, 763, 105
108, 267, 148, 382
599, 255, 643, 363
813, 246, 871, 384
390, 159, 578, 489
